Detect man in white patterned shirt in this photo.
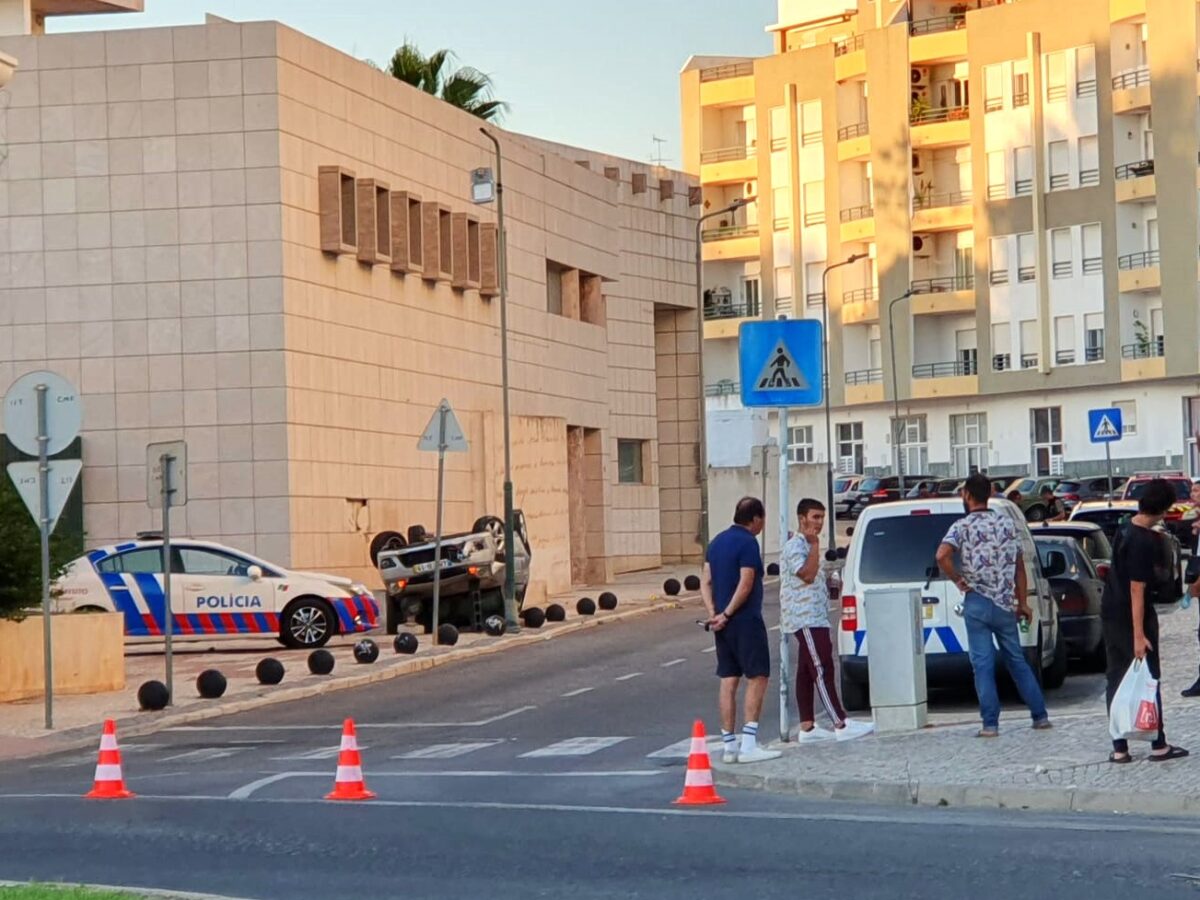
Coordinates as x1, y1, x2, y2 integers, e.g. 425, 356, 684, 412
780, 498, 873, 742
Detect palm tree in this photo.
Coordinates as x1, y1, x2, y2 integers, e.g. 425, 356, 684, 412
387, 41, 506, 122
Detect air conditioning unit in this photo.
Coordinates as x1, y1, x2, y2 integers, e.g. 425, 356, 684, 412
911, 151, 924, 174
744, 181, 756, 196
1050, 455, 1065, 476
912, 233, 935, 256
911, 67, 929, 89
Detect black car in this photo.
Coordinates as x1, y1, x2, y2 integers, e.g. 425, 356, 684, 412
856, 474, 934, 509
1028, 521, 1113, 577
1054, 476, 1126, 512
1034, 534, 1105, 668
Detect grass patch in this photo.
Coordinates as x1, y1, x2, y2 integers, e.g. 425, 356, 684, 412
0, 887, 149, 899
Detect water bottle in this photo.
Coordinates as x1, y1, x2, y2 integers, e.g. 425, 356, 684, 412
1183, 593, 1193, 611
1018, 616, 1030, 634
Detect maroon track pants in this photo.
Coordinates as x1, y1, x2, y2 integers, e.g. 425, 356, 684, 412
794, 626, 846, 727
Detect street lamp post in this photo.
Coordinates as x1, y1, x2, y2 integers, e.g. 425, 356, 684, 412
819, 254, 866, 552
694, 197, 753, 553
476, 128, 520, 632
887, 290, 914, 498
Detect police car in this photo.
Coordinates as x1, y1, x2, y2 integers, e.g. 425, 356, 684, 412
54, 538, 379, 648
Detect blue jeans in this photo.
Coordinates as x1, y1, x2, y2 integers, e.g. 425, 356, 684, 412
963, 592, 1048, 730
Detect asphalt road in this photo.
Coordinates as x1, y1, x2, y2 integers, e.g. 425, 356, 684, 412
0, 591, 1176, 900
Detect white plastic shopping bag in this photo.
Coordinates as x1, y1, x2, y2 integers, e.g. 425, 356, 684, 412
1108, 659, 1160, 742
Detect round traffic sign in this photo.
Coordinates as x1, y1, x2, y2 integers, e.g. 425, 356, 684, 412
3, 370, 82, 457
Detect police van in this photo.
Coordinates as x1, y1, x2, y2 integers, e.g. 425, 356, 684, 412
837, 497, 1067, 710
54, 539, 379, 649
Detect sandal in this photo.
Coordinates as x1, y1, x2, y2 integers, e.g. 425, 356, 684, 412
1108, 752, 1133, 764
1149, 746, 1189, 762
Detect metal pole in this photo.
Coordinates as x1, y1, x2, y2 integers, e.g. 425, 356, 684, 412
778, 407, 791, 742
161, 453, 173, 704
888, 292, 912, 497
1105, 441, 1114, 499
432, 407, 447, 643
760, 443, 768, 557
36, 384, 52, 730
480, 128, 520, 633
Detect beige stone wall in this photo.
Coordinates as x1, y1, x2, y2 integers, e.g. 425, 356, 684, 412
655, 307, 703, 562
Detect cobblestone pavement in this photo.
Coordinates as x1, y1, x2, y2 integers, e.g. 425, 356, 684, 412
720, 602, 1200, 814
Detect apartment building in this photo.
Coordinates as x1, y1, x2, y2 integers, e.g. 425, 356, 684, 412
682, 0, 1200, 482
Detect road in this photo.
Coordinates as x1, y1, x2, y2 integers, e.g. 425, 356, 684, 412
0, 591, 1191, 899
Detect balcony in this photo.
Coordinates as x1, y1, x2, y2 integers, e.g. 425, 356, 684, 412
837, 121, 870, 161
909, 15, 968, 65
910, 274, 975, 316
1117, 249, 1160, 293
910, 105, 970, 149
1121, 339, 1166, 380
833, 34, 866, 81
839, 204, 875, 241
845, 367, 884, 403
912, 190, 973, 232
1112, 65, 1150, 114
699, 61, 755, 107
701, 223, 759, 261
910, 359, 978, 398
699, 144, 757, 185
1115, 159, 1155, 203
913, 359, 976, 378
842, 288, 879, 325
1084, 345, 1105, 363
703, 297, 759, 340
705, 379, 741, 398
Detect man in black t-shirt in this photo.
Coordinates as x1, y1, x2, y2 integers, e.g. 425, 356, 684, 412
1102, 478, 1188, 763
1039, 485, 1066, 522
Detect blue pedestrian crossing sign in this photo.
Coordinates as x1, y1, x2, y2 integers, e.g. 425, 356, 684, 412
1088, 408, 1123, 443
738, 320, 824, 408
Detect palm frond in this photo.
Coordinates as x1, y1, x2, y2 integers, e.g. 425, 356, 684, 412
388, 41, 427, 88
423, 48, 452, 96
441, 66, 505, 121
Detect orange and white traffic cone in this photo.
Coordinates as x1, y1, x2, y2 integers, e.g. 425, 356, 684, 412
673, 719, 725, 806
84, 719, 135, 800
325, 718, 375, 801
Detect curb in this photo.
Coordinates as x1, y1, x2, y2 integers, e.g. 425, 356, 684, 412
0, 880, 259, 900
4, 598, 690, 763
713, 766, 1200, 817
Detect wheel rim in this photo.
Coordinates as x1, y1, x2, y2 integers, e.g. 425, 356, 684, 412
290, 605, 328, 645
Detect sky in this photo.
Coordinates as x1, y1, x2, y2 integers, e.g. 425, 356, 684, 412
48, 0, 776, 165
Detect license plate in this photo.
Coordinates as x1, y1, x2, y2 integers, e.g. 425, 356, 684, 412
922, 605, 935, 620
414, 559, 451, 574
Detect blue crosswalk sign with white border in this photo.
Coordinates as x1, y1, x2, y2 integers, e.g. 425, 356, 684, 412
738, 320, 824, 408
1088, 408, 1123, 444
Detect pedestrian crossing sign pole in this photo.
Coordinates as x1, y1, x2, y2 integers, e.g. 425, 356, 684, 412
1087, 408, 1123, 500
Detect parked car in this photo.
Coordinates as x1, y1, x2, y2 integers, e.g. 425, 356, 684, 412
833, 475, 864, 516
1069, 500, 1184, 597
1027, 521, 1113, 577
856, 474, 934, 509
1053, 476, 1126, 512
932, 477, 1008, 498
1032, 533, 1105, 668
837, 497, 1067, 711
55, 539, 379, 648
903, 479, 942, 499
1120, 472, 1195, 544
1004, 477, 1061, 521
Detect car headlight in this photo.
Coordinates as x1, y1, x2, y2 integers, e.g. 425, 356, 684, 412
351, 583, 369, 596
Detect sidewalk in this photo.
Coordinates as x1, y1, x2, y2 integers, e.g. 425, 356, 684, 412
717, 602, 1200, 816
0, 564, 705, 763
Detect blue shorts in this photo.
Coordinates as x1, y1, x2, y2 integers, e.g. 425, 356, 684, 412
714, 615, 770, 679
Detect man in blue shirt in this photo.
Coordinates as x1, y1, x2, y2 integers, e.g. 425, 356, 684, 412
701, 497, 780, 764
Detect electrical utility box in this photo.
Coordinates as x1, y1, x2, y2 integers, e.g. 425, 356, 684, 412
864, 588, 928, 732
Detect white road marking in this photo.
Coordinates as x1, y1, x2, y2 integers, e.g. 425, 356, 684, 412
614, 672, 642, 681
159, 748, 247, 763
560, 687, 594, 697
702, 647, 716, 654
520, 736, 630, 758
645, 736, 723, 759
228, 773, 297, 800
269, 745, 354, 761
394, 741, 502, 760
0, 878, 261, 900
660, 658, 686, 668
168, 705, 536, 731
769, 625, 781, 632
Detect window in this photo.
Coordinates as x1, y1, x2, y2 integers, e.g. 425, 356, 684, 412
1075, 45, 1097, 97
868, 324, 882, 370
991, 322, 1012, 371
802, 181, 825, 226
617, 440, 645, 484
1048, 140, 1069, 190
1113, 400, 1137, 435
989, 236, 1009, 285
1078, 135, 1099, 186
1147, 217, 1159, 253
987, 150, 1006, 200
800, 100, 822, 145
1031, 407, 1063, 476
1020, 318, 1039, 368
772, 186, 791, 230
1045, 52, 1066, 102
787, 425, 814, 464
1051, 228, 1072, 278
774, 266, 794, 306
1013, 146, 1033, 196
950, 413, 988, 476
769, 106, 788, 150
956, 327, 978, 374
1017, 232, 1036, 282
96, 548, 163, 575
804, 261, 824, 307
1085, 312, 1104, 361
856, 513, 964, 584
178, 547, 254, 577
837, 422, 865, 475
954, 246, 974, 286
1054, 315, 1075, 364
1082, 223, 1102, 274
1013, 63, 1030, 107
984, 64, 1003, 112
546, 261, 564, 314
741, 275, 761, 315
894, 415, 928, 476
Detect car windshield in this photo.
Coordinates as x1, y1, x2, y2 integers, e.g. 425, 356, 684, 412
1036, 527, 1113, 561
1055, 481, 1081, 493
1125, 479, 1191, 501
859, 477, 883, 492
857, 513, 962, 584
1072, 509, 1133, 541
1016, 479, 1035, 493
834, 478, 853, 492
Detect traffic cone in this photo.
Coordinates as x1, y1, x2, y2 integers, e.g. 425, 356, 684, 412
84, 719, 135, 800
325, 718, 375, 801
673, 720, 725, 806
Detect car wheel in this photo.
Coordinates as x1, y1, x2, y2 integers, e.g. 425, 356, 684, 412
280, 597, 335, 649
472, 515, 505, 544
1025, 505, 1046, 522
1044, 625, 1068, 690
369, 531, 406, 564
840, 671, 869, 712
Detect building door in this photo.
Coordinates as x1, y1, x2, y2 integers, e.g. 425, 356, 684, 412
951, 413, 988, 476
1031, 407, 1063, 476
1151, 307, 1164, 355
837, 422, 865, 474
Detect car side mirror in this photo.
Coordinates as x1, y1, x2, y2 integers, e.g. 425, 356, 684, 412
1041, 551, 1067, 579
247, 565, 263, 581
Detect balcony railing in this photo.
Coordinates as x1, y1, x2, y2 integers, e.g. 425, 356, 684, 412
699, 61, 754, 82
912, 359, 977, 378
984, 96, 1002, 112
987, 184, 1007, 201
1082, 256, 1102, 274
1080, 168, 1100, 186
1017, 266, 1035, 282
1052, 260, 1071, 278
703, 299, 760, 320
1049, 173, 1070, 190
805, 291, 825, 309
1046, 83, 1067, 102
1055, 349, 1076, 365
913, 189, 972, 210
1112, 66, 1150, 91
700, 145, 755, 165
1117, 249, 1160, 270
1077, 78, 1097, 98
992, 353, 1012, 371
989, 269, 1009, 285
701, 224, 758, 242
837, 121, 869, 141
1084, 345, 1104, 362
910, 105, 969, 126
832, 34, 865, 56
1014, 178, 1033, 196
1020, 352, 1039, 369
910, 274, 975, 294
839, 204, 874, 223
909, 13, 967, 35
843, 287, 877, 303
1122, 340, 1164, 359
770, 136, 788, 151
705, 380, 740, 397
845, 368, 883, 385
1013, 89, 1029, 107
1115, 159, 1154, 180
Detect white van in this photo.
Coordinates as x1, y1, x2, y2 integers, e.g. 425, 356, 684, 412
838, 497, 1067, 710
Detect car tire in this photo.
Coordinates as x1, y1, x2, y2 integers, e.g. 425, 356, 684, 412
1044, 626, 1068, 690
840, 671, 869, 712
369, 531, 406, 564
1025, 505, 1046, 522
280, 597, 336, 649
472, 515, 505, 544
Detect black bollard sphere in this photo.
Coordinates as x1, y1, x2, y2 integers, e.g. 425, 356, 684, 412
576, 597, 596, 616
437, 623, 459, 646
196, 669, 227, 699
663, 578, 681, 596
353, 638, 380, 664
545, 603, 566, 622
683, 575, 701, 592
521, 607, 546, 629
137, 679, 169, 711
308, 649, 335, 675
394, 632, 419, 655
484, 615, 507, 636
256, 657, 285, 685
598, 592, 618, 611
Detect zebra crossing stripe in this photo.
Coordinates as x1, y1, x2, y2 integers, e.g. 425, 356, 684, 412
160, 747, 247, 763
645, 737, 723, 759
269, 746, 352, 761
393, 741, 503, 760
519, 737, 630, 758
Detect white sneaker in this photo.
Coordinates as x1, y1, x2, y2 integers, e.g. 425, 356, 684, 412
736, 745, 783, 764
835, 719, 875, 742
722, 747, 738, 764
796, 726, 836, 743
